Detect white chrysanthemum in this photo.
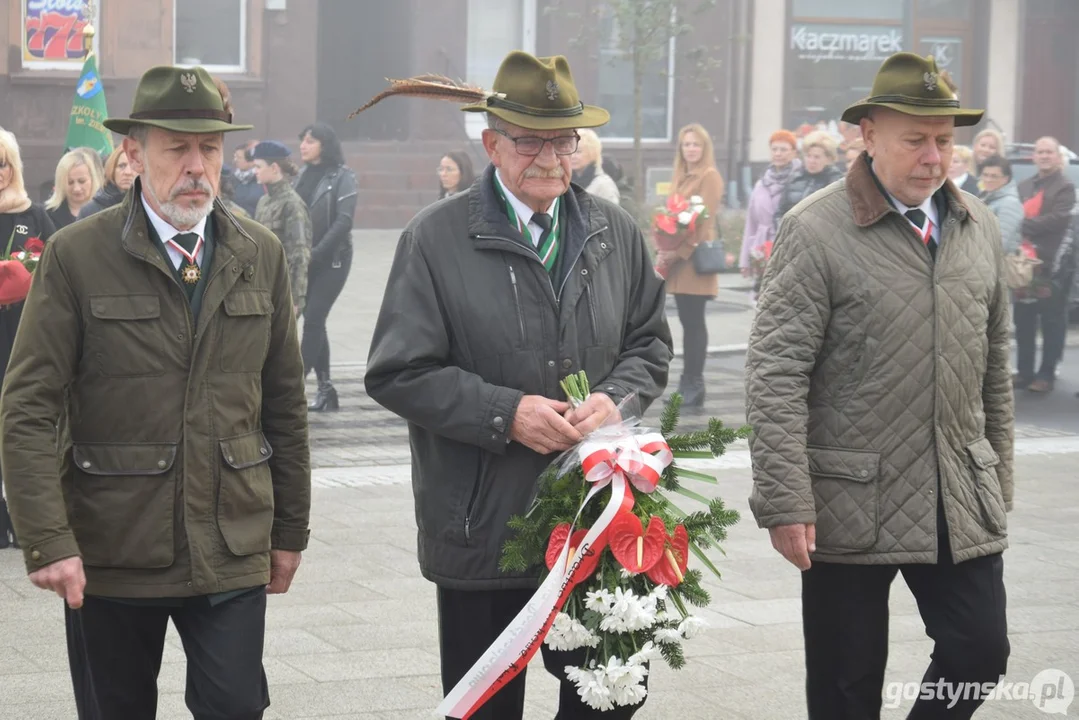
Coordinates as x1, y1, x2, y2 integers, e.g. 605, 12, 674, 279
690, 195, 703, 205
677, 210, 693, 225
648, 584, 669, 602
654, 627, 683, 645
545, 613, 601, 651
678, 615, 708, 640
599, 587, 657, 633
585, 588, 614, 614
628, 640, 663, 666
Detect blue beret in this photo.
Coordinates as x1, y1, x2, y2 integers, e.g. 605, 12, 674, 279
251, 141, 291, 161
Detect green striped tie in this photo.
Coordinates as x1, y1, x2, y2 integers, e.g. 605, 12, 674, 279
531, 211, 558, 273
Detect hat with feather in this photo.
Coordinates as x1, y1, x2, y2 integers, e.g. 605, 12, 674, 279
349, 51, 609, 131
841, 52, 983, 127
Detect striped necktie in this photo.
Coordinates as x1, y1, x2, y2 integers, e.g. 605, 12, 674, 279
905, 209, 936, 259
531, 212, 559, 273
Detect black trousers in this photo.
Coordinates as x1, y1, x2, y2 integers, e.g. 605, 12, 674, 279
301, 245, 352, 379
674, 294, 708, 379
65, 588, 270, 720
1014, 292, 1067, 381
802, 506, 1009, 720
437, 587, 646, 720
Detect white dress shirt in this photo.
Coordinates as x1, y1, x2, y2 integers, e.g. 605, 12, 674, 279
887, 191, 940, 245
141, 194, 207, 269
495, 170, 556, 248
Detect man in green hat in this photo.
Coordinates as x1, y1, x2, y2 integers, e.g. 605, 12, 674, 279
365, 51, 672, 719
1, 65, 310, 719
745, 52, 1013, 717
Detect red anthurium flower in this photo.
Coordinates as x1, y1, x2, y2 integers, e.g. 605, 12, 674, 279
654, 214, 678, 236
545, 523, 602, 587
762, 240, 773, 260
608, 512, 667, 574
24, 237, 44, 256
666, 194, 689, 214
645, 524, 690, 587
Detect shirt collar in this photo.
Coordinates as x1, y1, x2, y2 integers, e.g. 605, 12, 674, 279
140, 192, 208, 243
494, 169, 557, 227
885, 189, 938, 232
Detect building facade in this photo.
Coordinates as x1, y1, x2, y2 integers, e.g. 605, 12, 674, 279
2, 0, 1076, 226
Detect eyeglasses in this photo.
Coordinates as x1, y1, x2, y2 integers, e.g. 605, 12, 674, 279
491, 129, 580, 156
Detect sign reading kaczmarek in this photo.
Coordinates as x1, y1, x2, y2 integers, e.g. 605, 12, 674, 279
790, 24, 904, 64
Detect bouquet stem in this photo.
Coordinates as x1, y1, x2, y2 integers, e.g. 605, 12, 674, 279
560, 370, 591, 408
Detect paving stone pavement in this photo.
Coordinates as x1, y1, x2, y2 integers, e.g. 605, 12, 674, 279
2, 230, 1077, 718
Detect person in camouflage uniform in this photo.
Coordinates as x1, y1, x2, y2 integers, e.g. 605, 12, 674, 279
252, 141, 311, 314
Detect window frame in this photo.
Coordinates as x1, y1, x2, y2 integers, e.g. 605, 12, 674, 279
464, 0, 537, 140
594, 30, 677, 145
172, 0, 248, 75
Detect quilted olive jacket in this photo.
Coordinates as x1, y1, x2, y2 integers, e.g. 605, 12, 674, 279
745, 154, 1014, 565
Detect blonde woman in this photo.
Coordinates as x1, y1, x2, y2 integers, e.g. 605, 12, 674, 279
79, 146, 136, 219
654, 123, 724, 407
45, 148, 103, 229
570, 129, 620, 204
973, 128, 1006, 172
949, 145, 979, 195
0, 127, 55, 548
776, 130, 843, 220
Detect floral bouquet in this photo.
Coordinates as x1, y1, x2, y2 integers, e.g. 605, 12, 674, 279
747, 238, 774, 290
0, 237, 43, 307
437, 372, 747, 718
653, 194, 709, 279
11, 237, 44, 273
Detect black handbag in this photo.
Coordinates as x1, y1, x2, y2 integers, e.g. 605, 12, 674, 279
691, 240, 725, 274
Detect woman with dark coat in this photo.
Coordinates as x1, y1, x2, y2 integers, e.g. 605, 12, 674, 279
0, 127, 55, 548
775, 130, 844, 221
78, 145, 136, 219
437, 150, 475, 200
295, 122, 358, 411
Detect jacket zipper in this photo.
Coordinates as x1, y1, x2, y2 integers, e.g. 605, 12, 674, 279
508, 264, 526, 342
464, 460, 485, 543
585, 283, 598, 339
475, 225, 608, 303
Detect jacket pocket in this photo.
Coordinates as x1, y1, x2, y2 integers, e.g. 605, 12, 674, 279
70, 442, 177, 568
807, 445, 881, 552
216, 430, 275, 556
88, 295, 166, 378
219, 290, 273, 373
462, 452, 489, 547
965, 437, 1007, 535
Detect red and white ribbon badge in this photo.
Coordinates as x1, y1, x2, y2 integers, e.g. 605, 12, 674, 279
436, 431, 673, 719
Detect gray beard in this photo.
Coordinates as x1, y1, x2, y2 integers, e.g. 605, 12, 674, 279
145, 181, 213, 229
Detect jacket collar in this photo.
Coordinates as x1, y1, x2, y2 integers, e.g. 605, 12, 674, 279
468, 163, 608, 241
846, 152, 972, 229
120, 178, 259, 270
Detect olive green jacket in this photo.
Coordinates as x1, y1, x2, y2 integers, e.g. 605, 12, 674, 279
255, 180, 311, 310
0, 182, 311, 598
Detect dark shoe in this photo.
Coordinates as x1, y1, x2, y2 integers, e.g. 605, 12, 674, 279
1028, 378, 1054, 393
681, 376, 706, 407
0, 500, 12, 550
1012, 373, 1033, 388
309, 381, 340, 412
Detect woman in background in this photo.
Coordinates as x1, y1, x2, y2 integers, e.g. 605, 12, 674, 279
0, 127, 55, 548
437, 151, 475, 200
570, 129, 620, 204
295, 122, 357, 412
973, 128, 1007, 174
740, 130, 799, 303
45, 148, 102, 229
654, 123, 724, 408
775, 130, 843, 220
78, 146, 136, 219
949, 145, 980, 195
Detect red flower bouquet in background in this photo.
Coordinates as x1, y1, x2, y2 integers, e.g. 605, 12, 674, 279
652, 195, 709, 278
0, 236, 43, 306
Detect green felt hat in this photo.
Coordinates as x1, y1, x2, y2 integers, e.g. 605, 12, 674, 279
104, 65, 253, 135
461, 51, 609, 130
841, 52, 984, 127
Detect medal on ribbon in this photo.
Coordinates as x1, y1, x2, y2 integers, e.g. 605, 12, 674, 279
166, 234, 203, 285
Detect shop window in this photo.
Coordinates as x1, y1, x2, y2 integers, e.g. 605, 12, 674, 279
174, 0, 246, 73
786, 21, 906, 130
595, 12, 675, 141
792, 0, 903, 21
465, 0, 536, 138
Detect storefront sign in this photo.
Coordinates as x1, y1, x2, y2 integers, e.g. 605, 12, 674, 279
790, 23, 903, 63
22, 0, 99, 70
